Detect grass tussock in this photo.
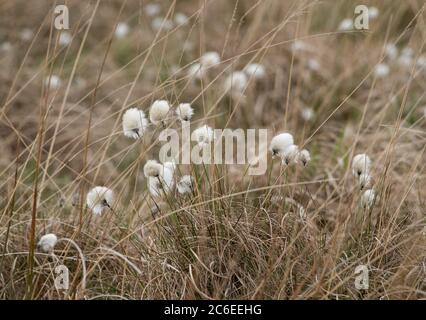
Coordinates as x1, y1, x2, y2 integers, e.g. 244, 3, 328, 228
0, 0, 425, 299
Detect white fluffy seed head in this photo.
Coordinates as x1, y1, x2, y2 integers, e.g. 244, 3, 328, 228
152, 17, 174, 31
298, 149, 311, 166
416, 56, 426, 69
174, 13, 189, 26
176, 103, 194, 122
148, 164, 175, 197
192, 125, 215, 147
144, 160, 163, 178
86, 186, 115, 215
200, 51, 220, 68
338, 18, 353, 31
115, 22, 130, 38
163, 161, 176, 174
20, 28, 33, 41
177, 175, 194, 195
145, 3, 161, 16
361, 189, 376, 209
224, 71, 248, 94
0, 42, 12, 53
301, 107, 315, 121
270, 132, 294, 157
122, 108, 148, 139
45, 75, 61, 90
38, 233, 58, 253
243, 63, 266, 80
282, 144, 299, 165
59, 31, 72, 46
368, 6, 379, 19
385, 44, 398, 60
290, 40, 312, 52
374, 63, 390, 78
352, 154, 371, 177
398, 47, 414, 67
187, 63, 205, 79
307, 58, 321, 71
149, 100, 170, 125
359, 173, 372, 190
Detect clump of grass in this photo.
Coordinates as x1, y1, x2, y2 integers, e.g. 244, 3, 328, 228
0, 0, 425, 300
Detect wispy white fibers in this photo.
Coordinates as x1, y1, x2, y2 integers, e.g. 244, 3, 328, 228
270, 132, 294, 158
361, 189, 376, 209
359, 173, 372, 190
147, 162, 175, 197
368, 6, 379, 19
177, 175, 194, 195
416, 55, 426, 69
352, 154, 371, 177
192, 125, 215, 147
38, 233, 58, 253
174, 13, 189, 26
152, 17, 173, 31
281, 144, 299, 165
175, 103, 194, 122
385, 44, 398, 60
115, 22, 130, 38
301, 107, 315, 122
223, 71, 248, 96
298, 149, 311, 167
188, 52, 220, 79
149, 100, 170, 125
163, 161, 177, 174
200, 51, 220, 68
398, 47, 414, 67
187, 63, 204, 79
122, 108, 148, 139
145, 3, 161, 17
58, 31, 72, 46
144, 160, 163, 178
243, 63, 266, 80
20, 28, 33, 41
307, 58, 321, 71
374, 63, 390, 78
86, 186, 115, 215
290, 40, 312, 53
0, 42, 12, 53
45, 75, 61, 90
338, 18, 353, 31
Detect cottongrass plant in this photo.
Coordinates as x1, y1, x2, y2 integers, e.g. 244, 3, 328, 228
115, 22, 130, 38
270, 132, 294, 158
281, 144, 299, 165
270, 132, 311, 167
1, 0, 425, 301
192, 125, 215, 148
352, 154, 371, 178
361, 189, 376, 209
146, 161, 175, 197
188, 51, 221, 79
122, 108, 149, 139
175, 103, 194, 122
223, 71, 248, 98
243, 63, 266, 80
149, 100, 170, 126
177, 175, 194, 195
86, 186, 115, 215
37, 234, 58, 253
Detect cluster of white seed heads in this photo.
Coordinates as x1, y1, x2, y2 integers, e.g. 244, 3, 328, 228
122, 100, 194, 138
352, 153, 376, 209
269, 132, 311, 167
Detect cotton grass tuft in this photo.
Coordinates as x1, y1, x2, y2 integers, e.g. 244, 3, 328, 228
122, 108, 148, 139
86, 186, 115, 215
